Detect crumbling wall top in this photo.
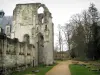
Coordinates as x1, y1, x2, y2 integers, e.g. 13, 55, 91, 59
15, 3, 50, 12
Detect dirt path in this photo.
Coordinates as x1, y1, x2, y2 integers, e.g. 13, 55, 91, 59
46, 60, 72, 75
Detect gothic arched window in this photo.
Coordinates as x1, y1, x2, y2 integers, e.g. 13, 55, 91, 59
23, 34, 30, 43
38, 7, 44, 14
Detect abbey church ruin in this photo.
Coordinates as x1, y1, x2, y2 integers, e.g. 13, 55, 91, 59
0, 3, 54, 74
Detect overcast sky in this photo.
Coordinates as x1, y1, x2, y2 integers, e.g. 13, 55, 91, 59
0, 0, 100, 50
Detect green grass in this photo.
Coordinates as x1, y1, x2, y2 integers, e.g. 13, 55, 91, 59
11, 64, 56, 75
11, 67, 34, 75
69, 64, 100, 75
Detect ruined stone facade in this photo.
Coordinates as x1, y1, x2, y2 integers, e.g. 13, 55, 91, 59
11, 3, 54, 65
0, 3, 54, 74
0, 35, 35, 74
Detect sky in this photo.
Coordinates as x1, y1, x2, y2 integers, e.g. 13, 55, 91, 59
0, 0, 100, 50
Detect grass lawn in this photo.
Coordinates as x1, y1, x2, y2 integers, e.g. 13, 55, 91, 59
69, 64, 100, 75
11, 64, 56, 75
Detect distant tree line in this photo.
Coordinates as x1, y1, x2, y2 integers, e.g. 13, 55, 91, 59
62, 3, 100, 60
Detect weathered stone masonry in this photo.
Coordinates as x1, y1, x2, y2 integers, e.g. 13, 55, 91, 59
0, 3, 54, 74
0, 33, 35, 74
11, 3, 54, 65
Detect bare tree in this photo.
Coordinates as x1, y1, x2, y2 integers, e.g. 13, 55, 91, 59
57, 24, 63, 60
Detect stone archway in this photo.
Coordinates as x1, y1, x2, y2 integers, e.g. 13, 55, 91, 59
38, 7, 44, 14
37, 6, 44, 24
37, 33, 44, 64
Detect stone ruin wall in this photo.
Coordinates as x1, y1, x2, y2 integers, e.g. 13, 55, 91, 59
11, 3, 54, 65
0, 34, 36, 70
0, 3, 54, 75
